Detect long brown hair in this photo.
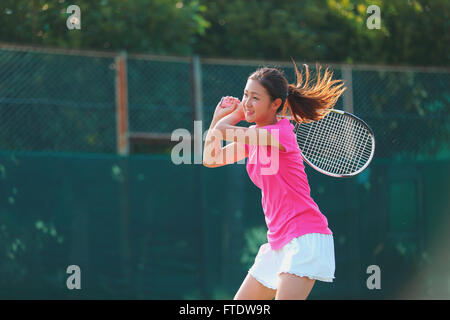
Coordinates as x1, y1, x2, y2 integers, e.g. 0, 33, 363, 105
248, 61, 346, 123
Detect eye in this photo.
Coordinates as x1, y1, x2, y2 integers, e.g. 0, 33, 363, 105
253, 97, 259, 100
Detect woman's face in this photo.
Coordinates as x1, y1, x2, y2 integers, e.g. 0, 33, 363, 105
242, 79, 277, 124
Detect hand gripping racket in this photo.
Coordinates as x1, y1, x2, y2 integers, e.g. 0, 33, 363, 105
292, 109, 375, 177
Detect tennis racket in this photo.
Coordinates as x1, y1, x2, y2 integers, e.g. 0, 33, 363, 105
291, 109, 375, 178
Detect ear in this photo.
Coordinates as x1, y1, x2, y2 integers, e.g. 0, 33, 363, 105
271, 98, 283, 111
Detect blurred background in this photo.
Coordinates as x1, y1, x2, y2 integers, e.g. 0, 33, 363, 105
0, 0, 448, 299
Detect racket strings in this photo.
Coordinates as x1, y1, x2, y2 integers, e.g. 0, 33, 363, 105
343, 115, 363, 174
317, 114, 341, 173
326, 114, 357, 174
328, 114, 350, 173
296, 112, 373, 175
337, 115, 353, 174
298, 114, 350, 171
352, 124, 371, 172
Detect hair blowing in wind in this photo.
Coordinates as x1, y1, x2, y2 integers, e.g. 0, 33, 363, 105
284, 62, 346, 123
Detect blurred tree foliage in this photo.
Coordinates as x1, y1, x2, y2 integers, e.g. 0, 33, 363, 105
195, 0, 448, 66
0, 0, 448, 66
0, 0, 210, 55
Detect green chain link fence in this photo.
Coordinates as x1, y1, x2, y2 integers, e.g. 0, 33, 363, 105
1, 45, 449, 160
0, 46, 117, 153
127, 56, 192, 134
351, 69, 450, 159
1, 45, 448, 159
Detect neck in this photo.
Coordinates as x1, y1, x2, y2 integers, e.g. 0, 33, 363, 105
255, 116, 279, 127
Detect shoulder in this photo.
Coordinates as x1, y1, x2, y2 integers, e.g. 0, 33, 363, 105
263, 120, 295, 137
265, 120, 297, 153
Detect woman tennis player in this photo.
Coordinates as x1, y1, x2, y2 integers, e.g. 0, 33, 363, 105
202, 62, 345, 300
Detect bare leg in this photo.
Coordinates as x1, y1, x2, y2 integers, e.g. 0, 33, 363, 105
275, 273, 315, 300
234, 273, 276, 300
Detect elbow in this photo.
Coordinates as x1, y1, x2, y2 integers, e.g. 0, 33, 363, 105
202, 158, 220, 168
202, 157, 214, 168
202, 161, 212, 168
203, 162, 218, 168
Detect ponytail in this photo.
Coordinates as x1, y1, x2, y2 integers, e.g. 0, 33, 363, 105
283, 63, 346, 123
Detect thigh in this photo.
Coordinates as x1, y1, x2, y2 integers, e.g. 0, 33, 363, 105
234, 273, 277, 300
275, 273, 315, 300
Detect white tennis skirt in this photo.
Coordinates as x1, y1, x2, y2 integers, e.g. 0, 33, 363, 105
248, 233, 335, 290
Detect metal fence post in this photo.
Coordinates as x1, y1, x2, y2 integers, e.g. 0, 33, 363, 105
115, 50, 131, 295
192, 55, 204, 124
342, 65, 354, 114
191, 55, 210, 298
116, 51, 129, 155
342, 64, 362, 296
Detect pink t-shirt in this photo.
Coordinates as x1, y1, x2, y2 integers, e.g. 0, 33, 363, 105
245, 118, 332, 250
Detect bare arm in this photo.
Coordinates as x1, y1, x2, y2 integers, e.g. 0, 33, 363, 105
214, 103, 286, 151
202, 98, 248, 168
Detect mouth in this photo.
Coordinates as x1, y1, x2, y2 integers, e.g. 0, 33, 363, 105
245, 110, 255, 117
